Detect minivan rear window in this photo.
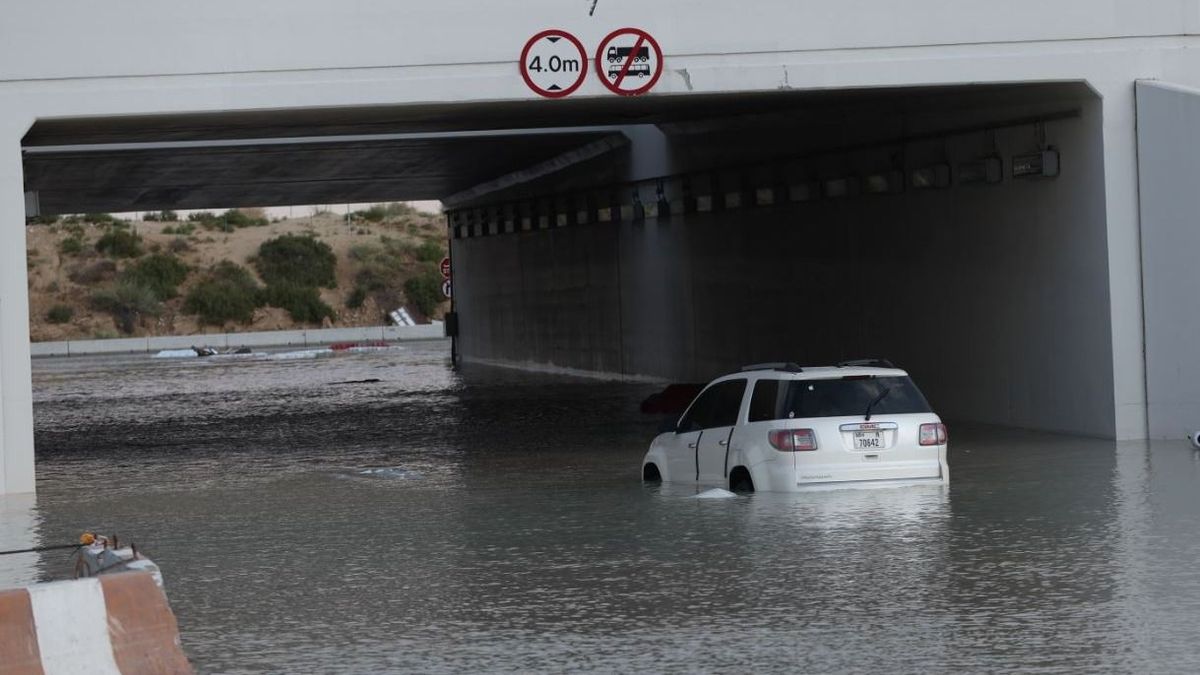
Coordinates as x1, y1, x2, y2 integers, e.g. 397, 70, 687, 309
747, 376, 931, 421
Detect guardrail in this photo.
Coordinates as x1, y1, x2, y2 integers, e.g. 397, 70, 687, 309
30, 323, 445, 357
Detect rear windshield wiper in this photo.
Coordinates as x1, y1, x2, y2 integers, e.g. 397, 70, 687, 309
864, 387, 892, 421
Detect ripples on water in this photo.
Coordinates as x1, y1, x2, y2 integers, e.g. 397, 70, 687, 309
7, 340, 1200, 673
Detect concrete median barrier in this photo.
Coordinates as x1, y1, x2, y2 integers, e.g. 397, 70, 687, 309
0, 572, 191, 674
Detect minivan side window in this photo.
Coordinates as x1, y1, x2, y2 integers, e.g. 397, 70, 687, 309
748, 379, 781, 422
678, 379, 747, 431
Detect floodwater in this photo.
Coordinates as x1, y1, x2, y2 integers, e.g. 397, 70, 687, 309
6, 340, 1200, 673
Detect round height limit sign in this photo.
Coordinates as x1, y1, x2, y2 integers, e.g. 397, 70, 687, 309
520, 30, 587, 98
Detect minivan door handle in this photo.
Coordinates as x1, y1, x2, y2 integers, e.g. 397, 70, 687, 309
717, 439, 728, 447
687, 442, 698, 449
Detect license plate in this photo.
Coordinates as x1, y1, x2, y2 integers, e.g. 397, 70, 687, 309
853, 431, 883, 450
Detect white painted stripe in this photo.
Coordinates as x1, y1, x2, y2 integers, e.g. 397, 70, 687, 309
27, 577, 121, 675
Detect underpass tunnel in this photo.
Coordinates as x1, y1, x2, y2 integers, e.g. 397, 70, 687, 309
17, 81, 1112, 439
447, 82, 1114, 437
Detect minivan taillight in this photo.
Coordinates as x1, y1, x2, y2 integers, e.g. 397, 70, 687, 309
769, 428, 818, 451
919, 423, 948, 446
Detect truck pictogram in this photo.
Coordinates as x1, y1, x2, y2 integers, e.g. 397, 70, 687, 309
606, 45, 650, 63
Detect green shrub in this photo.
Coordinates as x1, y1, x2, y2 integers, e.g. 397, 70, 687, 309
96, 230, 143, 258
183, 261, 262, 325
346, 286, 368, 309
84, 213, 117, 225
404, 268, 444, 318
90, 280, 161, 334
222, 209, 269, 228
168, 237, 191, 253
46, 305, 73, 324
187, 211, 215, 223
68, 260, 118, 284
162, 222, 196, 236
28, 215, 58, 225
120, 253, 189, 300
259, 284, 334, 323
255, 235, 336, 288
64, 222, 86, 237
414, 240, 444, 263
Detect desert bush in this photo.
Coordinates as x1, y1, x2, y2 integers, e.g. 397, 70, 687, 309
259, 284, 334, 323
57, 236, 82, 257
222, 209, 269, 228
414, 240, 444, 263
183, 261, 262, 325
96, 230, 143, 258
168, 237, 191, 253
59, 233, 84, 254
346, 286, 368, 309
64, 222, 86, 237
28, 215, 58, 225
403, 268, 444, 318
83, 213, 118, 225
120, 253, 189, 300
90, 280, 161, 334
353, 205, 388, 223
46, 305, 73, 324
162, 222, 196, 236
68, 260, 118, 284
255, 235, 336, 288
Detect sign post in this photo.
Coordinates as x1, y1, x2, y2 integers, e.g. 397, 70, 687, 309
520, 30, 588, 98
594, 28, 663, 96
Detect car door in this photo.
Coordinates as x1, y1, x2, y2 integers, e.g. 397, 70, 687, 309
697, 379, 748, 483
669, 383, 719, 481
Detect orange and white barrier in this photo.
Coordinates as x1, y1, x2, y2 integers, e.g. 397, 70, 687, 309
0, 572, 191, 674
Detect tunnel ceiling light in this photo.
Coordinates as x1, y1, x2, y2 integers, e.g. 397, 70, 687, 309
788, 182, 819, 203
863, 170, 904, 195
1013, 148, 1060, 179
823, 177, 856, 199
957, 157, 1004, 185
910, 164, 951, 190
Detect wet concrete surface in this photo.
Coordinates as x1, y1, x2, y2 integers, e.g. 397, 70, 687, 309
7, 340, 1200, 673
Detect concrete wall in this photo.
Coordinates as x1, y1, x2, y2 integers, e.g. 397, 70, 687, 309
456, 100, 1116, 437
28, 324, 445, 358
1134, 81, 1200, 439
2, 1, 1199, 84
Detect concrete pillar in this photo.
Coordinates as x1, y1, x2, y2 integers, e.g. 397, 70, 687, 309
0, 127, 35, 495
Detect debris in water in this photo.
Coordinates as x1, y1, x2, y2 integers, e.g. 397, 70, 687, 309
693, 488, 737, 499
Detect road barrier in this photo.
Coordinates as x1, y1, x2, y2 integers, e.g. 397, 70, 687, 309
0, 572, 191, 674
30, 323, 444, 358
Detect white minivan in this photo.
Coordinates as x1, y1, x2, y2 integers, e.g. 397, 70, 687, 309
641, 361, 949, 492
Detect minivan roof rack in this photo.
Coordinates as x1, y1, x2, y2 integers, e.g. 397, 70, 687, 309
837, 358, 897, 369
740, 362, 804, 373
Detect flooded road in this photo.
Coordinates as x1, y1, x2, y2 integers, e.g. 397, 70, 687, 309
7, 340, 1200, 673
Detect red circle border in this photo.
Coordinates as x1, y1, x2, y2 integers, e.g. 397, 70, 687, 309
593, 27, 664, 97
520, 29, 588, 99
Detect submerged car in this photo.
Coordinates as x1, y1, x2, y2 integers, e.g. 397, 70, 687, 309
641, 360, 949, 492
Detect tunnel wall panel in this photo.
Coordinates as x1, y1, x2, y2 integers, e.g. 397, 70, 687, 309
1135, 81, 1200, 439
456, 104, 1114, 436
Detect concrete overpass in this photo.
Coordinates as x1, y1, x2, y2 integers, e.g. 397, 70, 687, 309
5, 1, 1200, 494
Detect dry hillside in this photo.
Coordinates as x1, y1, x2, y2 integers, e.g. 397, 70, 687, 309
24, 206, 450, 342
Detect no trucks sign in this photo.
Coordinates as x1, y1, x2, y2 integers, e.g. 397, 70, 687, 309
594, 28, 663, 96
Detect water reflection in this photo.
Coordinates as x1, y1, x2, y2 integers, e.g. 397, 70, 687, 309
12, 342, 1200, 673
